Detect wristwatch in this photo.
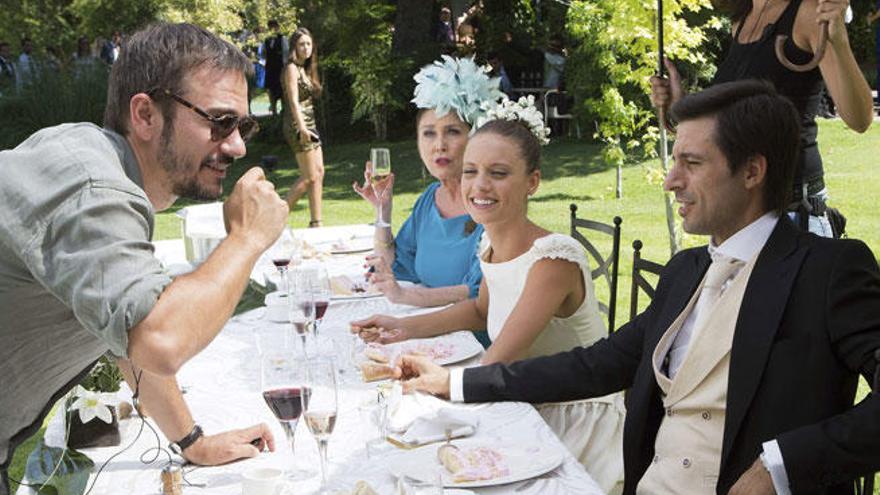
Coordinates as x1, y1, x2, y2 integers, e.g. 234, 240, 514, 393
169, 424, 203, 456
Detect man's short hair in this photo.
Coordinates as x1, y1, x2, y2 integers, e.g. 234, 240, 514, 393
103, 22, 253, 136
669, 80, 800, 214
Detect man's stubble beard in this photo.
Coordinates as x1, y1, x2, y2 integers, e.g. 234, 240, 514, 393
159, 122, 224, 201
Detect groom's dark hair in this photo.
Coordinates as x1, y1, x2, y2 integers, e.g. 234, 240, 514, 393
670, 80, 800, 214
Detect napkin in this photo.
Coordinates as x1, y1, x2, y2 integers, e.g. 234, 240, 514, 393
397, 407, 478, 446
386, 390, 439, 433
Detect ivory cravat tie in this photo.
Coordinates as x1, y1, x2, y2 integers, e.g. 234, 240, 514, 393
692, 254, 745, 330
666, 253, 745, 378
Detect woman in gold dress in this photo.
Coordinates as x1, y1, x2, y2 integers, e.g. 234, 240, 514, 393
282, 27, 324, 227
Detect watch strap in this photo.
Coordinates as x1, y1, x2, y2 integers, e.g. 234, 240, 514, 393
170, 424, 203, 454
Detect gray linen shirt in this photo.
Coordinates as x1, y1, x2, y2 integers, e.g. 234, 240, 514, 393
0, 123, 172, 468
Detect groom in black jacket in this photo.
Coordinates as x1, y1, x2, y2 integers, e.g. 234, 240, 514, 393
396, 80, 880, 494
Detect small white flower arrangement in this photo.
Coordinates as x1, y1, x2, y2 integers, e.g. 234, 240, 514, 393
478, 95, 551, 145
68, 385, 120, 424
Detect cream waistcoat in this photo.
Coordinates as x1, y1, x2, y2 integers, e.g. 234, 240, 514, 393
636, 255, 758, 494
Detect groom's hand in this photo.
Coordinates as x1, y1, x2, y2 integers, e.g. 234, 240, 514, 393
394, 355, 450, 399
728, 458, 774, 495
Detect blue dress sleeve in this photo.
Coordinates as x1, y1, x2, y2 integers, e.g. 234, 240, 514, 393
461, 225, 484, 298
392, 213, 419, 283
392, 183, 437, 283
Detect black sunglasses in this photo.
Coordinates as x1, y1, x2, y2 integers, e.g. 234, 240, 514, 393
150, 88, 259, 142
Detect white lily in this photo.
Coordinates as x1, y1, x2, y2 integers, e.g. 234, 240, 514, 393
68, 385, 120, 424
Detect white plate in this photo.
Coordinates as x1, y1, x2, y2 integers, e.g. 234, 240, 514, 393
330, 274, 384, 300
331, 243, 373, 255
320, 237, 374, 255
387, 439, 564, 488
384, 332, 483, 366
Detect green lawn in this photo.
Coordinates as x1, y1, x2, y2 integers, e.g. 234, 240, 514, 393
9, 119, 880, 490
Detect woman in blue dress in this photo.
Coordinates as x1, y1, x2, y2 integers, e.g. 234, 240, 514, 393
353, 56, 502, 309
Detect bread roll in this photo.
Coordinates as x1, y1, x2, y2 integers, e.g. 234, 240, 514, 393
359, 361, 394, 382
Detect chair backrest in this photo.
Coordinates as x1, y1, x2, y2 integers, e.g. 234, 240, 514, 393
569, 203, 621, 334
544, 89, 573, 123
858, 473, 875, 494
630, 239, 665, 322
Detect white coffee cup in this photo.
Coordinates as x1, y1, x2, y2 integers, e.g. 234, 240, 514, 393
241, 467, 284, 495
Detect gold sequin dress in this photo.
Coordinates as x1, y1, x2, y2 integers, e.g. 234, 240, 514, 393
282, 62, 320, 153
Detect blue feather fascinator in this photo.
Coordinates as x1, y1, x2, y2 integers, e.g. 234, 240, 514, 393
411, 55, 503, 129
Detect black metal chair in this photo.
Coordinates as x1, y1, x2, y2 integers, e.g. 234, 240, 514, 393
629, 239, 665, 322
569, 204, 621, 334
859, 468, 876, 494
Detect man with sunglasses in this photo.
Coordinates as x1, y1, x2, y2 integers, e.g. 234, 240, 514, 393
0, 23, 289, 493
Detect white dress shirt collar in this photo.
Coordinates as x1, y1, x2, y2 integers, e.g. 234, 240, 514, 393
708, 212, 779, 263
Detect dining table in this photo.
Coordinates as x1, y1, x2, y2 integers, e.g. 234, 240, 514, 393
19, 223, 605, 495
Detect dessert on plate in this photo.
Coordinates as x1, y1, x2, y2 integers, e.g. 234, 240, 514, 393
437, 444, 509, 483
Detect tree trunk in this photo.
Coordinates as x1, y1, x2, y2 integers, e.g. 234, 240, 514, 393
372, 110, 388, 141
392, 0, 433, 55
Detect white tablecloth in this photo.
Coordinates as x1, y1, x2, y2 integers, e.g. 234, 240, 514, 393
23, 225, 604, 495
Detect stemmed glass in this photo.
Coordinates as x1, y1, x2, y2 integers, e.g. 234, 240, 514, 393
290, 268, 315, 345
302, 358, 338, 490
290, 266, 315, 336
370, 148, 392, 228
311, 265, 332, 336
260, 332, 312, 479
270, 228, 297, 294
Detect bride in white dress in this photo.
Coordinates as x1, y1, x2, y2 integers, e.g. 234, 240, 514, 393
351, 118, 624, 492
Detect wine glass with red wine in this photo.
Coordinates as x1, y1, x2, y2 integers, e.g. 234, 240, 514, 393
302, 358, 338, 489
260, 336, 312, 479
270, 228, 297, 294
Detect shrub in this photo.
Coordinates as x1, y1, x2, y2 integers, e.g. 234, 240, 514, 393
0, 62, 108, 150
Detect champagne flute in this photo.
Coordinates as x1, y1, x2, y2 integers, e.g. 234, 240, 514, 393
270, 228, 296, 294
260, 333, 312, 480
302, 358, 338, 489
370, 148, 392, 228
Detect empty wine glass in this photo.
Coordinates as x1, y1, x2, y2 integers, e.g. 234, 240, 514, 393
291, 266, 317, 340
310, 265, 332, 336
370, 148, 392, 228
396, 472, 443, 494
342, 333, 365, 382
270, 228, 297, 294
290, 304, 315, 345
302, 358, 338, 490
259, 331, 312, 479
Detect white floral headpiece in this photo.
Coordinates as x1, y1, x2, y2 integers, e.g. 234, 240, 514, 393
411, 55, 503, 129
477, 95, 551, 145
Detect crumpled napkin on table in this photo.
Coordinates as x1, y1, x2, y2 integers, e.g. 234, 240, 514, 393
385, 390, 478, 446
398, 407, 478, 446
